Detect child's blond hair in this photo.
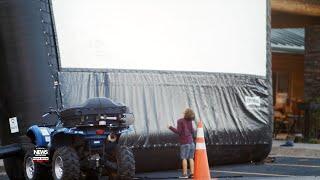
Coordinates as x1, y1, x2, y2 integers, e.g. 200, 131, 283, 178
184, 108, 195, 120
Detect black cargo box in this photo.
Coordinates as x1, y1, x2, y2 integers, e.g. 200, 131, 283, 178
60, 97, 127, 127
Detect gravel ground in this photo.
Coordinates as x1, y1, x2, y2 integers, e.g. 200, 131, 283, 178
270, 140, 320, 158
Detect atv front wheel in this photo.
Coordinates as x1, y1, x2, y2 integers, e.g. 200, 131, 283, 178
109, 146, 135, 180
23, 146, 51, 180
4, 136, 34, 180
52, 146, 80, 180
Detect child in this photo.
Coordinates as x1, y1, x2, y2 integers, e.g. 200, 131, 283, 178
168, 108, 195, 178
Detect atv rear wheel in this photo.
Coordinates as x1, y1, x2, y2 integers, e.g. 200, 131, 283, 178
52, 146, 80, 180
109, 146, 135, 180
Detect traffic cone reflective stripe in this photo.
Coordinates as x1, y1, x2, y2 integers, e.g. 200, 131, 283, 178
195, 142, 206, 150
196, 137, 206, 150
193, 120, 211, 180
196, 127, 204, 137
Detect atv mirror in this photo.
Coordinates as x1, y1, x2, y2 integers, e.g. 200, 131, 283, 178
49, 107, 55, 112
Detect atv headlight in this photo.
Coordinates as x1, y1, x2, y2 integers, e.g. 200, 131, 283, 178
121, 113, 135, 125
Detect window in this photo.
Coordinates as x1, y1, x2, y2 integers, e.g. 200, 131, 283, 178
273, 72, 291, 104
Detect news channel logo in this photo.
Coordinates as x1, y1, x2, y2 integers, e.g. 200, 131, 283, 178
33, 147, 49, 162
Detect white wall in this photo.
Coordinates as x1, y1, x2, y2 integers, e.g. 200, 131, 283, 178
52, 0, 267, 76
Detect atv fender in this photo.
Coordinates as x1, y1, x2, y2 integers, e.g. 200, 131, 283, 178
51, 130, 78, 149
26, 125, 52, 147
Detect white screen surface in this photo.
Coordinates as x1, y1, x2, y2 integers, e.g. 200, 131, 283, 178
52, 0, 267, 76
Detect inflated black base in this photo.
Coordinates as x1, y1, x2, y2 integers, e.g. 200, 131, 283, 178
133, 143, 271, 172
0, 144, 21, 159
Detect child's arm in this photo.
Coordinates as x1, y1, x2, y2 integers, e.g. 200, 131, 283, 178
169, 121, 182, 135
169, 126, 179, 134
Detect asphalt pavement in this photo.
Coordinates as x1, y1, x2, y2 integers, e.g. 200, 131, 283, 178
135, 156, 320, 179
1, 156, 318, 179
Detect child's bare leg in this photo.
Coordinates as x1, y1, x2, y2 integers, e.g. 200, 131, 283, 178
182, 159, 188, 175
189, 158, 194, 175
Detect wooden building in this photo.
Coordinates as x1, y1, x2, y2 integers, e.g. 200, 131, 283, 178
271, 0, 320, 139
271, 29, 304, 104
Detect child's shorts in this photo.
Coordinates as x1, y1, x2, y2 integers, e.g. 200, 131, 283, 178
180, 143, 195, 160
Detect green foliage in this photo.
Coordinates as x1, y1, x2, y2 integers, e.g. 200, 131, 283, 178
307, 138, 320, 144
294, 136, 303, 143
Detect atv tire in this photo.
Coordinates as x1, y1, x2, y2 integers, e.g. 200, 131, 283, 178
23, 144, 51, 180
52, 146, 80, 180
109, 146, 135, 180
3, 136, 34, 180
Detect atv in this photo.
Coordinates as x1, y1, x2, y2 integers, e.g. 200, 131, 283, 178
22, 97, 135, 180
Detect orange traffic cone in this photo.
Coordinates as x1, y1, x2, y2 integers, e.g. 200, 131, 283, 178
193, 120, 211, 180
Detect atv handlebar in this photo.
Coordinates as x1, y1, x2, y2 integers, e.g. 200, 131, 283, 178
42, 108, 63, 128
42, 113, 50, 118
42, 108, 60, 118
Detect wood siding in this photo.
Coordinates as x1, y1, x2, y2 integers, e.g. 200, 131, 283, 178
272, 52, 304, 100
